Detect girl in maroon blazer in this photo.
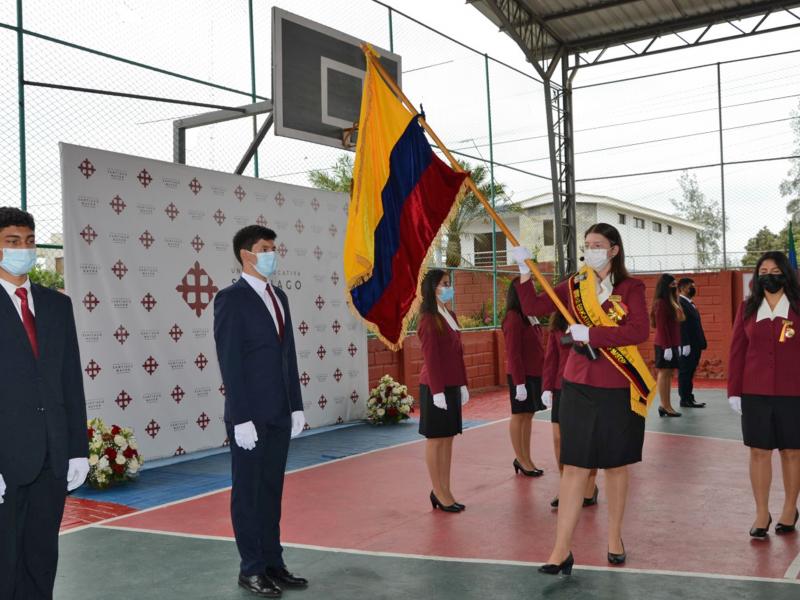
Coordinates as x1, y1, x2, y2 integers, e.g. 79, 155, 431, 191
417, 269, 469, 513
510, 223, 651, 574
542, 311, 598, 509
728, 251, 800, 539
503, 278, 546, 477
650, 273, 685, 417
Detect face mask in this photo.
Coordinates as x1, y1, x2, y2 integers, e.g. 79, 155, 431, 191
253, 251, 277, 278
0, 248, 37, 276
437, 286, 454, 303
583, 248, 611, 272
687, 287, 696, 298
758, 273, 785, 294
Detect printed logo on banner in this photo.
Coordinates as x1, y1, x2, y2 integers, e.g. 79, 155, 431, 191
113, 325, 129, 344
78, 158, 95, 178
316, 345, 326, 360
317, 395, 328, 409
137, 169, 153, 187
83, 292, 99, 312
110, 195, 126, 215
78, 196, 99, 209
80, 225, 98, 245
311, 197, 320, 211
145, 420, 161, 438
115, 391, 133, 410
85, 360, 101, 380
350, 391, 359, 404
274, 191, 285, 206
189, 209, 205, 221
165, 203, 179, 221
333, 368, 343, 383
195, 353, 209, 371
176, 262, 219, 317
295, 219, 305, 234
234, 185, 246, 201
141, 293, 157, 312
107, 167, 127, 181
331, 320, 341, 334
111, 260, 128, 280
191, 235, 205, 253
142, 356, 159, 375
329, 224, 337, 237
81, 330, 102, 344
219, 383, 226, 397
139, 230, 155, 249
299, 372, 310, 387
196, 413, 211, 430
315, 296, 325, 310
169, 324, 183, 342
162, 176, 179, 189
256, 215, 267, 227
189, 178, 202, 195
175, 446, 186, 456
213, 209, 226, 225
277, 242, 288, 258
171, 385, 185, 404
314, 246, 323, 261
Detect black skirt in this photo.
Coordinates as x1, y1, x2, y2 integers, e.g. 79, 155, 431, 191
742, 394, 800, 450
654, 345, 679, 369
418, 384, 463, 438
551, 389, 562, 424
507, 375, 545, 414
559, 380, 645, 469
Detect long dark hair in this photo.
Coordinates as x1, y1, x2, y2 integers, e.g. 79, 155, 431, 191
650, 273, 685, 327
503, 276, 529, 326
584, 223, 629, 284
420, 269, 446, 315
744, 251, 800, 318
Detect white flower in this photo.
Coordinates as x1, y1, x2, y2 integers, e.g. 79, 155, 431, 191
88, 454, 99, 466
400, 404, 410, 414
376, 408, 385, 417
128, 459, 140, 473
115, 453, 126, 465
367, 397, 376, 406
114, 434, 127, 448
98, 456, 109, 470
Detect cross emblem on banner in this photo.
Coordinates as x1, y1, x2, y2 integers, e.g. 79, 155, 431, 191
139, 230, 154, 249
83, 292, 99, 312
169, 324, 183, 342
313, 246, 323, 260
234, 185, 246, 201
141, 293, 157, 312
315, 296, 325, 310
213, 209, 226, 225
317, 395, 328, 409
298, 321, 309, 336
176, 261, 219, 317
329, 224, 337, 237
80, 225, 98, 245
114, 325, 129, 345
219, 383, 226, 396
145, 419, 161, 438
137, 168, 152, 187
316, 345, 326, 360
222, 437, 230, 447
333, 368, 343, 382
274, 191, 285, 206
142, 356, 159, 375
85, 360, 101, 380
171, 385, 185, 404
351, 391, 359, 404
331, 320, 341, 334
299, 372, 310, 387
277, 242, 288, 258
195, 353, 208, 371
311, 197, 320, 211
348, 343, 358, 357
78, 158, 95, 178
165, 203, 179, 221
191, 235, 205, 253
331, 272, 340, 286
295, 219, 304, 234
174, 446, 186, 456
188, 177, 202, 195
196, 412, 211, 430
115, 390, 132, 410
110, 195, 126, 215
256, 214, 267, 227
337, 416, 344, 424
111, 260, 128, 280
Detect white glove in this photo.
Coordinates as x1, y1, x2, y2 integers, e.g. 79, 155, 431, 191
234, 420, 258, 450
509, 246, 532, 275
433, 392, 447, 410
664, 348, 673, 361
67, 458, 90, 492
568, 324, 590, 343
682, 345, 691, 357
0, 473, 5, 504
729, 396, 742, 415
541, 390, 553, 409
291, 410, 306, 438
460, 386, 470, 406
515, 384, 527, 401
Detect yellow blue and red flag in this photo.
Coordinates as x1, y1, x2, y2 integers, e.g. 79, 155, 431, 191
344, 46, 467, 349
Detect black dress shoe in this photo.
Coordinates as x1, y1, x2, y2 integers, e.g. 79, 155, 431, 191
265, 567, 308, 588
513, 458, 544, 477
776, 509, 799, 534
550, 496, 559, 508
750, 515, 772, 539
679, 400, 706, 408
538, 551, 574, 575
453, 502, 466, 510
608, 539, 626, 565
238, 574, 281, 597
430, 491, 461, 512
583, 485, 599, 507
658, 407, 682, 417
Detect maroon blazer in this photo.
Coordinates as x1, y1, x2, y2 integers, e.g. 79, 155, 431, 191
542, 329, 570, 392
653, 298, 681, 348
514, 276, 650, 389
728, 301, 800, 397
418, 311, 468, 395
502, 310, 544, 385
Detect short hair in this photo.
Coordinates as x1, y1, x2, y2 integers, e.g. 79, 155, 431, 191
232, 225, 277, 265
0, 207, 35, 233
677, 277, 694, 288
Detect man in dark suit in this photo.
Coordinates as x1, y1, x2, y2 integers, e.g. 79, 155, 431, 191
214, 225, 308, 598
677, 277, 707, 408
0, 207, 89, 599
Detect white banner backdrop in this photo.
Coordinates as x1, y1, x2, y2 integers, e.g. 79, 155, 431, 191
60, 143, 367, 460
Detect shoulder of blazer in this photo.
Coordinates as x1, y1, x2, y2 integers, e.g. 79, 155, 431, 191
33, 284, 70, 310
615, 276, 645, 295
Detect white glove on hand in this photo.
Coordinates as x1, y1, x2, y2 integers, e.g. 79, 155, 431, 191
664, 348, 673, 361
67, 458, 90, 492
291, 410, 306, 438
515, 384, 528, 401
729, 396, 742, 415
541, 390, 553, 409
682, 345, 691, 357
460, 386, 470, 406
568, 324, 590, 343
509, 246, 532, 275
433, 392, 447, 410
0, 473, 5, 504
234, 421, 258, 450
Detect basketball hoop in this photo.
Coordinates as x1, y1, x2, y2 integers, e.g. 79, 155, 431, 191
341, 123, 358, 150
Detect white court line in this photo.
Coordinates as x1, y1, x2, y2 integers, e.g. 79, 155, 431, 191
784, 550, 800, 580
91, 524, 800, 585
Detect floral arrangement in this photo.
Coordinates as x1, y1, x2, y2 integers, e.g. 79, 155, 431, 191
87, 417, 143, 489
367, 375, 414, 425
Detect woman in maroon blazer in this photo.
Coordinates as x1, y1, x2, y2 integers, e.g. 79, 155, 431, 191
417, 269, 469, 513
542, 311, 598, 509
728, 251, 800, 539
510, 223, 650, 574
650, 274, 685, 417
503, 278, 546, 477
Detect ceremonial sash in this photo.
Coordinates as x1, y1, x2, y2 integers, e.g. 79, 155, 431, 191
568, 267, 656, 418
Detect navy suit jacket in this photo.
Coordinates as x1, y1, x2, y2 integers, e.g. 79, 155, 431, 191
0, 284, 88, 485
679, 296, 707, 351
213, 278, 303, 428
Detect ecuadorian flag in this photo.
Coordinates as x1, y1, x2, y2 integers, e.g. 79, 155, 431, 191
344, 47, 467, 350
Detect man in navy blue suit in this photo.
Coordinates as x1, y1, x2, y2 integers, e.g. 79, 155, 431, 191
0, 207, 89, 599
214, 225, 308, 597
677, 277, 707, 408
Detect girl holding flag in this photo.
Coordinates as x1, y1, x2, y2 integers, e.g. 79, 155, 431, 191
510, 223, 653, 575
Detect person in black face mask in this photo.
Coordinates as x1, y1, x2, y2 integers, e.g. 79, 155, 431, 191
677, 278, 707, 408
728, 251, 800, 539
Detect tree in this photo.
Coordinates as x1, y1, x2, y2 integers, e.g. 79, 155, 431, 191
741, 224, 793, 267
780, 101, 800, 223
308, 154, 353, 193
670, 171, 724, 267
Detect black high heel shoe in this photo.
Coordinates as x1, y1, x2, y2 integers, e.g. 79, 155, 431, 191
776, 509, 798, 534
453, 501, 466, 511
750, 514, 772, 539
513, 458, 544, 477
538, 552, 574, 575
550, 497, 559, 508
608, 539, 626, 565
583, 485, 599, 507
658, 407, 682, 417
430, 491, 461, 513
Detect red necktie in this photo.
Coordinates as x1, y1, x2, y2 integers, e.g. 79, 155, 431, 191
265, 284, 285, 340
15, 288, 39, 358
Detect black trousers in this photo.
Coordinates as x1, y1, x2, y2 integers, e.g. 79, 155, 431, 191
226, 422, 291, 577
0, 461, 67, 600
678, 348, 701, 402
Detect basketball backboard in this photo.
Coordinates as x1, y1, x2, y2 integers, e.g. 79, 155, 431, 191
272, 8, 402, 150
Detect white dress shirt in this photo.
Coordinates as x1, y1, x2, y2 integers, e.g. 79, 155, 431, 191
0, 275, 34, 321
756, 293, 789, 322
242, 272, 284, 334
679, 294, 694, 305
597, 274, 614, 305
437, 303, 459, 331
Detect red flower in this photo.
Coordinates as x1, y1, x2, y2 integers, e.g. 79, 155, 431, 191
111, 425, 122, 436
132, 448, 139, 457
123, 447, 135, 459
112, 463, 125, 474
104, 447, 117, 460
387, 407, 398, 417
87, 427, 94, 439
